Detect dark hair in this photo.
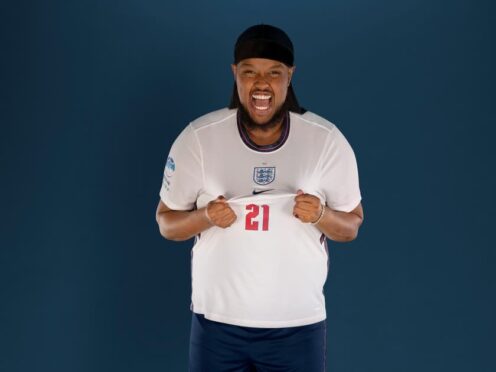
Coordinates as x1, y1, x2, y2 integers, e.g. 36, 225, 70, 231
228, 82, 305, 114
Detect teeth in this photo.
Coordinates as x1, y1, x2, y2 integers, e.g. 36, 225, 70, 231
252, 94, 271, 99
255, 105, 269, 110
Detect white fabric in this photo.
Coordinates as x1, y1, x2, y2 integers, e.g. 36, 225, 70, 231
192, 191, 327, 328
159, 108, 362, 327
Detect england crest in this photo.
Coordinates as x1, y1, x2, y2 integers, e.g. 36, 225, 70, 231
253, 167, 276, 185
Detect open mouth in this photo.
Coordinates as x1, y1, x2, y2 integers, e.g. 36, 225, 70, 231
251, 93, 272, 112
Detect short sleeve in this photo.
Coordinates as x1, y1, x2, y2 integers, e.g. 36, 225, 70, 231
319, 127, 362, 213
159, 124, 203, 210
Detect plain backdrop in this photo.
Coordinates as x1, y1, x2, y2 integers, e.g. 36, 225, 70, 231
1, 1, 495, 371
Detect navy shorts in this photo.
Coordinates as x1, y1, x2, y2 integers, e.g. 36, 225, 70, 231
189, 313, 327, 372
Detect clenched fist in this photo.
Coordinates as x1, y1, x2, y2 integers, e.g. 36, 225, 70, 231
293, 189, 324, 224
205, 196, 237, 228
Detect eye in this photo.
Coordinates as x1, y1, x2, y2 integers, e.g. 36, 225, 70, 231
243, 70, 256, 77
269, 70, 282, 77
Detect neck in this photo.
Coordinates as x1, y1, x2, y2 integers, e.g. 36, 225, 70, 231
244, 120, 284, 146
237, 110, 290, 150
238, 103, 288, 146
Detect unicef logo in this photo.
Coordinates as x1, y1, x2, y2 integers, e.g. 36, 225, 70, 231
165, 156, 176, 178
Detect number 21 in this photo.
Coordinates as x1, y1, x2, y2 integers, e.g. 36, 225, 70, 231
245, 204, 270, 231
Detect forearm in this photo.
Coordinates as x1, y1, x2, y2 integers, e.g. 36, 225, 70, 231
157, 207, 212, 241
315, 206, 363, 242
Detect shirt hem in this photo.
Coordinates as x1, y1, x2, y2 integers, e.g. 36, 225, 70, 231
330, 196, 362, 213
159, 189, 193, 211
192, 309, 326, 328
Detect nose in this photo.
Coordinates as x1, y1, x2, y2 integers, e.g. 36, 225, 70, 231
253, 74, 270, 89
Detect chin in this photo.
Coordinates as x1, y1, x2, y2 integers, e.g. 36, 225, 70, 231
238, 100, 288, 131
251, 112, 275, 125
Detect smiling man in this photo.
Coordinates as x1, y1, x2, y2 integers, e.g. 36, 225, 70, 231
156, 24, 364, 371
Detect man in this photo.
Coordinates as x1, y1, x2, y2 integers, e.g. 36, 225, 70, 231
156, 24, 364, 372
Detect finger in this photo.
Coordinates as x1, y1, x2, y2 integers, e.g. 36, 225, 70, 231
294, 205, 317, 218
213, 195, 227, 204
295, 203, 319, 213
214, 215, 234, 227
294, 192, 305, 201
218, 204, 235, 215
294, 211, 312, 222
294, 195, 315, 203
293, 206, 308, 217
220, 214, 236, 227
210, 202, 232, 214
226, 215, 237, 226
295, 197, 319, 205
294, 212, 311, 222
294, 202, 319, 214
215, 206, 236, 219
211, 210, 233, 223
220, 211, 237, 222
293, 207, 305, 219
295, 194, 319, 203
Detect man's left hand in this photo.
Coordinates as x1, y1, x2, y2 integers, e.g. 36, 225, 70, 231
293, 189, 323, 223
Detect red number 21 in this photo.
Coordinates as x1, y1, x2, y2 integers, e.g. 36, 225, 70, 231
245, 204, 270, 231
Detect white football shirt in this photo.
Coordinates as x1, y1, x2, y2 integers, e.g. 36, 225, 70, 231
160, 108, 361, 328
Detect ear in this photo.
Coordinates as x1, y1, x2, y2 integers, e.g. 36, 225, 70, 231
231, 64, 237, 79
288, 65, 296, 82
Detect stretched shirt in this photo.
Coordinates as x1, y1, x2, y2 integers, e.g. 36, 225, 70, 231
191, 191, 328, 328
160, 108, 361, 327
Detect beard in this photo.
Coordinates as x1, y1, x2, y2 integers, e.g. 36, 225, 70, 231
238, 99, 289, 133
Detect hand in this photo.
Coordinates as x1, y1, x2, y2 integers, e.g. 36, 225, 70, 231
293, 189, 323, 224
205, 196, 237, 228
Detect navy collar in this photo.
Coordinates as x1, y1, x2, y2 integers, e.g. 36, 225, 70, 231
236, 110, 290, 152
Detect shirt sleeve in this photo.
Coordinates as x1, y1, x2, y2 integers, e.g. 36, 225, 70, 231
159, 124, 203, 210
319, 126, 362, 213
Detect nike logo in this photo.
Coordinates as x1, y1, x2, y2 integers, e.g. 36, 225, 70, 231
252, 189, 274, 195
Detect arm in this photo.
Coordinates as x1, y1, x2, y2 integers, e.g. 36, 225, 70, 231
293, 190, 364, 242
156, 196, 237, 241
155, 200, 211, 241
306, 126, 363, 242
314, 202, 363, 242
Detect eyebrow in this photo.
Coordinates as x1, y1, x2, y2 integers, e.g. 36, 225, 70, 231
239, 62, 284, 69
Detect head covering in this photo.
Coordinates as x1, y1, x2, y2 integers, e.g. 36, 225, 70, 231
229, 24, 305, 114
234, 24, 294, 66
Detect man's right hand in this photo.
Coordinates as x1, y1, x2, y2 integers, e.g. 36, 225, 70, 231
205, 196, 237, 228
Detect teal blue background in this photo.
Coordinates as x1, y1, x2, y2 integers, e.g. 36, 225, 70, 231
1, 1, 494, 371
